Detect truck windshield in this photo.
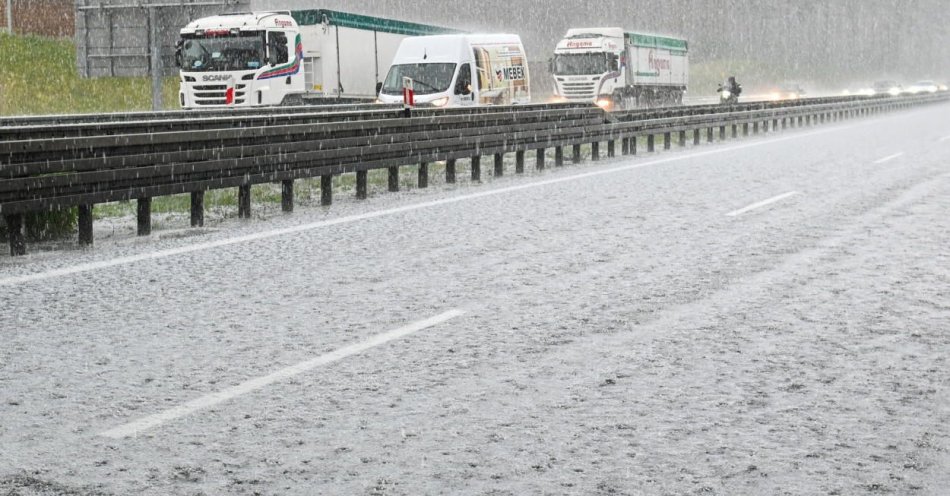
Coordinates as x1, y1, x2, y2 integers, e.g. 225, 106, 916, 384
381, 63, 457, 95
180, 32, 265, 72
554, 53, 608, 76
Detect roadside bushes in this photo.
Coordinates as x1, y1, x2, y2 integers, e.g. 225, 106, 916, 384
0, 209, 78, 243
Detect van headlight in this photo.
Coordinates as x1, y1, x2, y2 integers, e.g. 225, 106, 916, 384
430, 97, 450, 107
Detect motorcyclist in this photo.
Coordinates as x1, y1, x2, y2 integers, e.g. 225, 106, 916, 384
718, 76, 742, 104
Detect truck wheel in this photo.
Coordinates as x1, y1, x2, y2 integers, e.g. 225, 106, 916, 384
280, 94, 305, 107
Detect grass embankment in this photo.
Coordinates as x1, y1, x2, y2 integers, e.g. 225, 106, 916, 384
0, 33, 180, 115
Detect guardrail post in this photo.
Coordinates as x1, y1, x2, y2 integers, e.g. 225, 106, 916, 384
238, 185, 251, 219
648, 135, 655, 152
743, 123, 750, 136
806, 115, 812, 126
679, 130, 687, 147
418, 162, 429, 188
663, 132, 671, 150
388, 167, 399, 192
446, 159, 457, 184
752, 122, 759, 135
631, 136, 638, 155
536, 149, 545, 170
592, 142, 600, 161
731, 124, 738, 138
621, 138, 630, 155
693, 129, 700, 145
516, 151, 525, 173
5, 214, 26, 256
555, 147, 564, 167
607, 140, 615, 157
356, 171, 368, 199
190, 191, 204, 227
720, 126, 726, 141
773, 118, 779, 130
472, 156, 482, 181
572, 144, 581, 164
137, 197, 151, 236
78, 204, 94, 246
707, 128, 714, 143
281, 180, 294, 212
321, 175, 333, 205
494, 153, 504, 176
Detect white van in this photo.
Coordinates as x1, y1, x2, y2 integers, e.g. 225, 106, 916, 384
377, 34, 531, 107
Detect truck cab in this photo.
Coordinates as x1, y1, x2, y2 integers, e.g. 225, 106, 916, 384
551, 28, 625, 108
377, 34, 530, 108
177, 12, 304, 108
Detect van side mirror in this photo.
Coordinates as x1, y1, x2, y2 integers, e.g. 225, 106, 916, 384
548, 57, 555, 74
375, 82, 383, 95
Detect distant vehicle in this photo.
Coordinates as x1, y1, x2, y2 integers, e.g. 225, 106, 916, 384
175, 10, 461, 108
550, 28, 689, 109
906, 80, 939, 94
717, 77, 741, 105
770, 83, 806, 101
872, 80, 902, 96
376, 34, 530, 108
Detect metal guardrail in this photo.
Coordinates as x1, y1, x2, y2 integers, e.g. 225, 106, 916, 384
1, 93, 947, 256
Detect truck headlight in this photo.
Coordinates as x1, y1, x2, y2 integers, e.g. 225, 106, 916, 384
430, 97, 450, 107
722, 90, 732, 98
595, 98, 613, 110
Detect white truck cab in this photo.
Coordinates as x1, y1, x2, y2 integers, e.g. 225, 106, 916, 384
177, 12, 304, 107
377, 34, 531, 108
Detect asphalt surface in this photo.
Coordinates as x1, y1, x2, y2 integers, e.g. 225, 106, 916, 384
2, 103, 949, 495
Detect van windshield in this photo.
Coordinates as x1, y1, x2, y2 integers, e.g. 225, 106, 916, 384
381, 63, 457, 95
180, 32, 265, 72
554, 53, 609, 76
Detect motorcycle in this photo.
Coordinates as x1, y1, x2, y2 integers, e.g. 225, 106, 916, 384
718, 80, 741, 105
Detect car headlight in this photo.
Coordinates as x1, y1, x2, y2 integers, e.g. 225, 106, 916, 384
722, 90, 732, 98
430, 97, 450, 107
595, 98, 613, 110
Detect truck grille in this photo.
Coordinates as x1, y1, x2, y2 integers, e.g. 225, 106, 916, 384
189, 84, 248, 106
560, 81, 597, 100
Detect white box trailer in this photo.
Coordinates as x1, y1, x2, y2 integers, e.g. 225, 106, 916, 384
293, 9, 464, 101
176, 9, 462, 108
552, 27, 688, 109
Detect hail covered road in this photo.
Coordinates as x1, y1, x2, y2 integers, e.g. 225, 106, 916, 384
2, 103, 949, 495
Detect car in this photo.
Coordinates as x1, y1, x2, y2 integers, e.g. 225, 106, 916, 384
770, 83, 806, 101
906, 80, 939, 94
872, 80, 902, 96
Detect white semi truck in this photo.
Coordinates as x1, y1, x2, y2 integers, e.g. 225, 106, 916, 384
551, 28, 688, 109
176, 10, 462, 108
